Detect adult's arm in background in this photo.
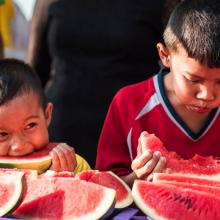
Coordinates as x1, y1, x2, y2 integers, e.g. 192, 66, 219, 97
27, 0, 54, 87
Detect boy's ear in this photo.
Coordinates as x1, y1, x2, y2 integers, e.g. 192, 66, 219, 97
45, 102, 53, 127
156, 43, 171, 68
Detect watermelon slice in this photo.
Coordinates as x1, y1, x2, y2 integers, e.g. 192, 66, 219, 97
142, 132, 220, 176
14, 177, 116, 219
0, 171, 24, 217
13, 190, 65, 219
77, 170, 133, 209
132, 180, 220, 220
0, 143, 57, 174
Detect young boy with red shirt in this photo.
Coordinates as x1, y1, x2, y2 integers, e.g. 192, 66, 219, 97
96, 0, 220, 186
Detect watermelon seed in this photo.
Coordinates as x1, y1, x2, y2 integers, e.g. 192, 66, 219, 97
172, 193, 193, 209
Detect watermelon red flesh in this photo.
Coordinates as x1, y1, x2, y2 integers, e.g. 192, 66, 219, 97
142, 133, 220, 175
160, 181, 220, 197
0, 171, 24, 217
132, 180, 220, 220
0, 183, 19, 214
153, 173, 220, 187
14, 177, 116, 219
77, 170, 133, 209
14, 190, 64, 219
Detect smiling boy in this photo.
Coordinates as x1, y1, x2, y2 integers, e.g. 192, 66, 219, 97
0, 58, 90, 172
95, 0, 220, 185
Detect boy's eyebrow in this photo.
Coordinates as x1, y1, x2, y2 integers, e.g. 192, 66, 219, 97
185, 71, 220, 81
26, 115, 40, 120
184, 71, 203, 78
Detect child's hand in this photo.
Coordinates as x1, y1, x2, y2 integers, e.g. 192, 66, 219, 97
131, 132, 166, 181
49, 143, 77, 172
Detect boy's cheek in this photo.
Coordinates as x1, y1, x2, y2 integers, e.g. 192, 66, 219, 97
0, 145, 9, 156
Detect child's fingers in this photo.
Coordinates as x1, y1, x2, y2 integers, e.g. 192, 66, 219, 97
153, 156, 166, 173
132, 150, 153, 170
54, 144, 76, 171
60, 144, 77, 170
138, 131, 151, 152
50, 143, 76, 171
136, 138, 143, 157
136, 152, 161, 179
50, 150, 61, 172
54, 145, 69, 171
146, 156, 166, 181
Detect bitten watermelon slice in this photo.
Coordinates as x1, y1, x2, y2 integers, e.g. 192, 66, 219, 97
0, 171, 24, 217
142, 132, 220, 176
14, 176, 116, 220
132, 180, 220, 220
77, 170, 133, 209
0, 143, 57, 174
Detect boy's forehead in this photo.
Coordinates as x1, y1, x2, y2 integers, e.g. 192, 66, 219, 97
1, 91, 42, 109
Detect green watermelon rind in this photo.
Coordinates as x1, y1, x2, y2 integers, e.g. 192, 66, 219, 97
0, 172, 24, 217
106, 171, 133, 209
0, 152, 52, 174
132, 180, 165, 220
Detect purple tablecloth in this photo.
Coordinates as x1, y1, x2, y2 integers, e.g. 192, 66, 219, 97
112, 208, 151, 220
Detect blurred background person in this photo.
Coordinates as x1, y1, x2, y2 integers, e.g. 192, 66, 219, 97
0, 0, 35, 60
27, 0, 181, 167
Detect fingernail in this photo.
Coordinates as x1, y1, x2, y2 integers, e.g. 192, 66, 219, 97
153, 151, 161, 157
161, 156, 166, 163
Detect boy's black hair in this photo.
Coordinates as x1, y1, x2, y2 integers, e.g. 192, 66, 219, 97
0, 58, 47, 108
163, 0, 220, 68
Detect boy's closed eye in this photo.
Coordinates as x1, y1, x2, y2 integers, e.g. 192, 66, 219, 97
184, 75, 201, 84
0, 132, 9, 141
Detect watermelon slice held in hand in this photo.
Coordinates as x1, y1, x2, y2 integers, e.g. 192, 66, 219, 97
0, 143, 57, 174
141, 132, 220, 176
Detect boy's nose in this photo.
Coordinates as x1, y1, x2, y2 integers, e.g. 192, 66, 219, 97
196, 85, 215, 101
9, 136, 32, 156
